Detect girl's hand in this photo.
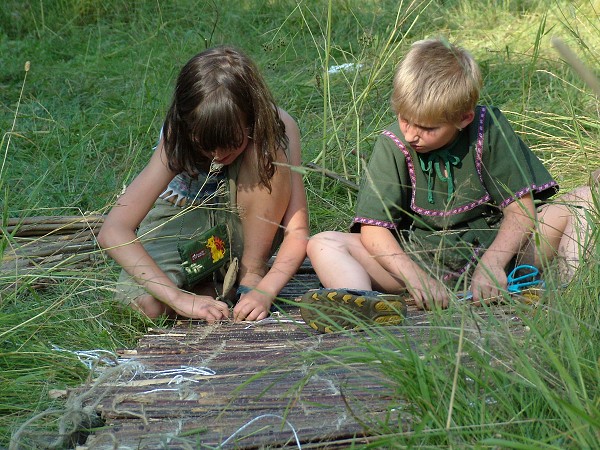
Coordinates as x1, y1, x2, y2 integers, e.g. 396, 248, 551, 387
233, 289, 273, 322
470, 264, 507, 305
169, 293, 230, 322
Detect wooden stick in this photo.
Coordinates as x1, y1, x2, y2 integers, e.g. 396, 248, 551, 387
3, 224, 101, 237
305, 162, 359, 190
2, 215, 104, 237
15, 241, 97, 258
2, 250, 100, 271
4, 214, 105, 227
6, 231, 95, 250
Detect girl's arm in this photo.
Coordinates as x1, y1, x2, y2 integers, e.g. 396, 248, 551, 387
360, 225, 449, 309
97, 142, 230, 321
470, 194, 536, 303
233, 110, 309, 321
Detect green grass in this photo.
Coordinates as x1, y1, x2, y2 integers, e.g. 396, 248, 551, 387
293, 266, 600, 447
1, 0, 599, 447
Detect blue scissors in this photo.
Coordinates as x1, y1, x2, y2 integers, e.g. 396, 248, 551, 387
457, 264, 544, 300
507, 264, 545, 293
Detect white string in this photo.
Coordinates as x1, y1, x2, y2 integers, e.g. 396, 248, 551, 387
167, 375, 200, 385
51, 346, 216, 384
243, 312, 306, 328
219, 413, 302, 449
135, 388, 180, 396
143, 366, 216, 378
51, 345, 125, 371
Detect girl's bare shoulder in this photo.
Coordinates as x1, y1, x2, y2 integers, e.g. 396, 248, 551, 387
277, 108, 301, 162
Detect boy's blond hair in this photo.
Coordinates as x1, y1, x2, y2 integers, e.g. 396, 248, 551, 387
391, 38, 482, 125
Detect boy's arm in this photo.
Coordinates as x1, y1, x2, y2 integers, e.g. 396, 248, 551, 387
471, 194, 536, 303
360, 225, 449, 308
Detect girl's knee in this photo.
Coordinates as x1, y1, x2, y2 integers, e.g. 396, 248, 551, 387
134, 295, 170, 319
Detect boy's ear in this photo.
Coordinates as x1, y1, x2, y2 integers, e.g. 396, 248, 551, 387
458, 110, 475, 129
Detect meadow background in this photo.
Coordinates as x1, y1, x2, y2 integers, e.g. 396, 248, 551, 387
1, 0, 599, 448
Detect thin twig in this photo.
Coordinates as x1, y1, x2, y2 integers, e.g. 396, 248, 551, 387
305, 162, 359, 190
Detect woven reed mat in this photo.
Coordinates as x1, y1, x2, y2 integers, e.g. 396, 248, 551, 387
74, 289, 531, 449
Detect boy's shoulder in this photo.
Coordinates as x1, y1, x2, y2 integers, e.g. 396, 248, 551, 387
477, 105, 516, 135
373, 119, 402, 141
373, 120, 405, 151
382, 119, 401, 135
477, 104, 506, 123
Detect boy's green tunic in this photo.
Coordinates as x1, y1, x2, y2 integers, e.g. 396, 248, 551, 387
352, 106, 559, 283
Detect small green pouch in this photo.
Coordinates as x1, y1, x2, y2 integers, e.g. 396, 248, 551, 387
178, 223, 230, 286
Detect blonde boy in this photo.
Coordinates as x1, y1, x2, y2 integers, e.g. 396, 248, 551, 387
301, 38, 595, 332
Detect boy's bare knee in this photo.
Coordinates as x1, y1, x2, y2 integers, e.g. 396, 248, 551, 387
308, 231, 331, 245
589, 168, 600, 186
307, 232, 327, 257
563, 186, 594, 207
308, 231, 346, 251
571, 185, 592, 197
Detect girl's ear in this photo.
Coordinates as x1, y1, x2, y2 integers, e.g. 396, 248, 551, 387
458, 110, 475, 130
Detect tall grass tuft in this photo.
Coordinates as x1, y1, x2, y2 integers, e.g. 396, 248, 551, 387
295, 274, 600, 447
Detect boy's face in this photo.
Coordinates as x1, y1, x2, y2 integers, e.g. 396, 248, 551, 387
397, 111, 474, 154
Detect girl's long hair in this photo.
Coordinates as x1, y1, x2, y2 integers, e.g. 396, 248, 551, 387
163, 45, 287, 190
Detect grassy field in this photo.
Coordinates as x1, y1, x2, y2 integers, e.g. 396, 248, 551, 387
1, 0, 599, 447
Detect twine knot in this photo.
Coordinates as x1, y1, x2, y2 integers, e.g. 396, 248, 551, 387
419, 149, 461, 204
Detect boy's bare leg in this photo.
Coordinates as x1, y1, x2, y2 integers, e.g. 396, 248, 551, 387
535, 185, 596, 282
307, 231, 405, 292
307, 232, 371, 289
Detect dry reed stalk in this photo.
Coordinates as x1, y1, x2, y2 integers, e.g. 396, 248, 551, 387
305, 162, 359, 190
1, 216, 105, 288
2, 215, 104, 237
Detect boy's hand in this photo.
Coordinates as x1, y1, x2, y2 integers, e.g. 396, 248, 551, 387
233, 289, 272, 322
470, 264, 507, 305
404, 271, 449, 309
